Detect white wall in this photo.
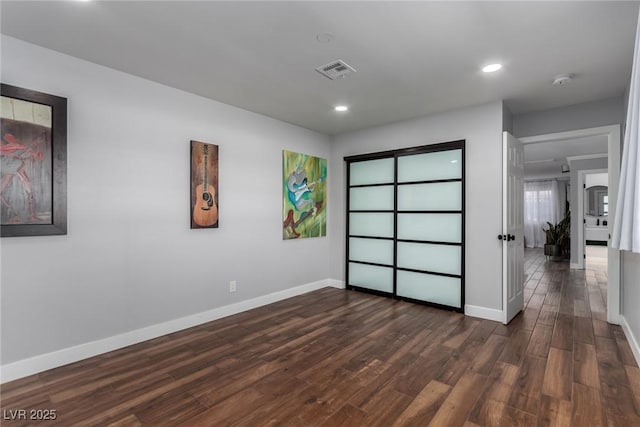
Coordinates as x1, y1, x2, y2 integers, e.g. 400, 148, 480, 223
329, 102, 504, 316
513, 97, 624, 138
620, 75, 640, 365
0, 37, 331, 368
622, 252, 640, 362
585, 172, 608, 188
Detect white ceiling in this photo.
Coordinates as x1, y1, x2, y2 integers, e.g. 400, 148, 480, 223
1, 1, 638, 135
523, 135, 608, 179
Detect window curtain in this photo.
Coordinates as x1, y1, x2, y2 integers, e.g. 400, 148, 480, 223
612, 7, 640, 253
524, 180, 559, 248
556, 180, 567, 221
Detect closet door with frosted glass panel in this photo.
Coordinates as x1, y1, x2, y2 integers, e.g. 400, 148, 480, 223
347, 157, 395, 294
345, 141, 464, 312
396, 147, 464, 309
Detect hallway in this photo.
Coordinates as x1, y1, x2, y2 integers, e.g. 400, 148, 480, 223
517, 248, 637, 426
585, 244, 608, 274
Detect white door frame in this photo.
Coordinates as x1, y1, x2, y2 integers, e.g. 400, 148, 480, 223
520, 125, 621, 325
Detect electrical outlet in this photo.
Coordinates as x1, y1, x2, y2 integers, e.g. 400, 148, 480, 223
229, 280, 237, 293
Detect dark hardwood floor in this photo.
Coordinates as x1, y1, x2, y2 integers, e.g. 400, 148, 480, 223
1, 248, 639, 426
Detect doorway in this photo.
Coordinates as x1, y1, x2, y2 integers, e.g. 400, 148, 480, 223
582, 170, 609, 272
520, 125, 621, 324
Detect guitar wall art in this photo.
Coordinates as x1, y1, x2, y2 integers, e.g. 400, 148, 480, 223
282, 150, 327, 240
190, 140, 219, 229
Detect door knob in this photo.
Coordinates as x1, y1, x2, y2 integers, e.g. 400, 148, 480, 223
498, 234, 507, 240
508, 234, 515, 241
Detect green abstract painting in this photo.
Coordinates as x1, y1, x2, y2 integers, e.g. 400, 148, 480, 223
283, 150, 327, 239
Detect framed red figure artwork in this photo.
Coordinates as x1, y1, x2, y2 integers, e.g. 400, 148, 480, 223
1, 84, 67, 237
190, 140, 219, 229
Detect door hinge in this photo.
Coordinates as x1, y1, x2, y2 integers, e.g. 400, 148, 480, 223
584, 184, 586, 188
583, 219, 586, 224
584, 254, 586, 259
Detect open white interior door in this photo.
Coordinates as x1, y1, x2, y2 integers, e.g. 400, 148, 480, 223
503, 132, 525, 324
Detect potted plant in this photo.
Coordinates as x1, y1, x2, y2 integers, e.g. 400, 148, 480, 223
543, 211, 570, 260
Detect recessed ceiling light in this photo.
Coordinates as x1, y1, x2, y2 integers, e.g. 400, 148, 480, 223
482, 63, 502, 73
451, 160, 458, 164
334, 105, 349, 112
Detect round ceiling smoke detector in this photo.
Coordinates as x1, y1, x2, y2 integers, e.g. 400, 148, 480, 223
316, 33, 334, 43
552, 74, 573, 85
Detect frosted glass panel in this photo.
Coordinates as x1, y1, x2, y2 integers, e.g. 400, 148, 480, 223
349, 213, 394, 237
397, 270, 461, 308
397, 242, 461, 275
350, 186, 394, 210
398, 149, 462, 182
350, 158, 395, 186
349, 263, 393, 293
398, 182, 461, 211
349, 238, 393, 266
398, 214, 462, 243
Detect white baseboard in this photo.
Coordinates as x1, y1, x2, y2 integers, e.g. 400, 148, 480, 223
607, 310, 622, 326
0, 279, 331, 384
327, 279, 345, 289
620, 315, 640, 368
464, 304, 503, 323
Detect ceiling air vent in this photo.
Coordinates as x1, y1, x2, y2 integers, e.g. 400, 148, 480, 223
315, 60, 356, 80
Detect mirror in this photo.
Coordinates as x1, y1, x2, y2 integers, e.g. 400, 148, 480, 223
586, 185, 608, 216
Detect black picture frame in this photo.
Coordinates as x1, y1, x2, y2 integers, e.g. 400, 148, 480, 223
1, 84, 67, 237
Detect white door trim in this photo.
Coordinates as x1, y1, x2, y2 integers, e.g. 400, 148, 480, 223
520, 124, 621, 325
519, 125, 620, 145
